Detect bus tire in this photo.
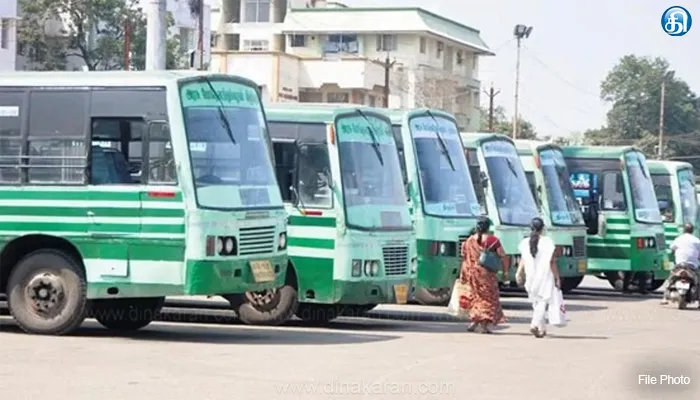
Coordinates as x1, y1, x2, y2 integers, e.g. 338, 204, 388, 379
414, 287, 451, 306
230, 285, 298, 326
560, 276, 584, 294
92, 297, 164, 331
6, 249, 87, 335
295, 303, 340, 325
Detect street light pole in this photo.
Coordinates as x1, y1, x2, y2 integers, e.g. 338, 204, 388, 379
512, 24, 533, 140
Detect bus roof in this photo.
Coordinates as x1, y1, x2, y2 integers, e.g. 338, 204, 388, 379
262, 102, 389, 123
647, 159, 694, 174
459, 132, 514, 148
513, 139, 564, 156
383, 108, 456, 125
560, 145, 640, 159
0, 70, 258, 88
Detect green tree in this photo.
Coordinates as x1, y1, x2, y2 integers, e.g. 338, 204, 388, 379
18, 0, 183, 71
586, 55, 700, 159
478, 105, 538, 139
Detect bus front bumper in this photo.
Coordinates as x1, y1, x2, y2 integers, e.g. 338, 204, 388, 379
185, 255, 288, 295
557, 256, 588, 278
329, 277, 415, 305
416, 256, 461, 290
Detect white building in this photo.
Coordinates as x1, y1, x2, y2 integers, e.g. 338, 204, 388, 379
210, 0, 492, 129
0, 1, 18, 71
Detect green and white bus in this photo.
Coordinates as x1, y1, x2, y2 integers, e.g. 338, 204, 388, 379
0, 71, 287, 335
386, 109, 479, 305
460, 133, 540, 283
225, 103, 417, 325
562, 146, 667, 293
515, 140, 588, 293
647, 160, 699, 289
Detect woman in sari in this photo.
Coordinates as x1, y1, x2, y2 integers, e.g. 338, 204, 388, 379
460, 217, 510, 333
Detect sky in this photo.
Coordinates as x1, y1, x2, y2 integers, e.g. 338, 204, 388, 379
343, 0, 699, 138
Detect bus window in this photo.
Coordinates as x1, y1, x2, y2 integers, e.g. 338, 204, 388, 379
525, 171, 539, 207
602, 171, 626, 211
272, 141, 296, 202
297, 144, 332, 208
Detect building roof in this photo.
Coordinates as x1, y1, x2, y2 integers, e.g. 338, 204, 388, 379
283, 7, 493, 55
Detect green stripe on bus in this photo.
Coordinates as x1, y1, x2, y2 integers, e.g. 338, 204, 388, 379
288, 215, 336, 227
588, 237, 628, 245
0, 206, 184, 218
78, 240, 185, 262
288, 237, 335, 249
606, 228, 630, 235
0, 190, 182, 201
606, 217, 630, 224
0, 222, 183, 234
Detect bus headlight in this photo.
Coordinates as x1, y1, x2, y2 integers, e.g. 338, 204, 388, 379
224, 237, 234, 254
370, 261, 380, 276
439, 243, 447, 255
410, 257, 418, 274
278, 232, 287, 250
351, 259, 362, 277
364, 260, 372, 276
216, 237, 224, 255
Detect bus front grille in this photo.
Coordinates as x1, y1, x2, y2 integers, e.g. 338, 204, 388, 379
458, 235, 469, 257
572, 236, 586, 257
655, 233, 666, 251
239, 226, 276, 256
382, 246, 408, 276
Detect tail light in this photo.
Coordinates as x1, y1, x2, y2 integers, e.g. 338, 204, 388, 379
636, 237, 656, 249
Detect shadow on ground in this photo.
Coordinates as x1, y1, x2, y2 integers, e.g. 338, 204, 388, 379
0, 314, 401, 345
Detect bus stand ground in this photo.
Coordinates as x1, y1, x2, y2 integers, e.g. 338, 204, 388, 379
1, 276, 699, 400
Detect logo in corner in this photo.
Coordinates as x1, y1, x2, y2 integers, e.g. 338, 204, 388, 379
662, 6, 692, 36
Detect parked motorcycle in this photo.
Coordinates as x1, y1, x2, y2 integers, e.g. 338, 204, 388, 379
664, 264, 700, 309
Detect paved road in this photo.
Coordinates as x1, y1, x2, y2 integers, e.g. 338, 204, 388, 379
1, 277, 699, 400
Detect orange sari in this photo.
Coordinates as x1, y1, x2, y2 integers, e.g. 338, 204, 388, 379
460, 235, 506, 325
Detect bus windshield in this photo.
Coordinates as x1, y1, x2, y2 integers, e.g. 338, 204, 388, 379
677, 168, 698, 224
409, 114, 480, 218
337, 112, 411, 231
179, 79, 282, 210
539, 148, 584, 225
625, 151, 661, 223
482, 139, 539, 226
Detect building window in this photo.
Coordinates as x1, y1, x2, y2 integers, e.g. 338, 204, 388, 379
1, 19, 11, 49
242, 40, 269, 51
299, 91, 323, 103
473, 56, 478, 70
376, 34, 397, 52
419, 37, 426, 54
326, 92, 349, 103
290, 34, 306, 47
323, 34, 358, 54
367, 95, 376, 107
456, 51, 463, 65
244, 0, 270, 23
436, 41, 444, 58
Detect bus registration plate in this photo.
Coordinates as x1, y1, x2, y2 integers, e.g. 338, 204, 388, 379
394, 284, 408, 304
577, 259, 586, 274
250, 260, 275, 283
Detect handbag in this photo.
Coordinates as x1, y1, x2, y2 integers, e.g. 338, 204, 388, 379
547, 289, 567, 327
478, 240, 501, 273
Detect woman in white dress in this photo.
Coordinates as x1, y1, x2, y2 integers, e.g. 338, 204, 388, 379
516, 217, 561, 338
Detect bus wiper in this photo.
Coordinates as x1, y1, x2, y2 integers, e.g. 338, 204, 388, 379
506, 157, 518, 176
638, 159, 648, 178
425, 110, 455, 171
355, 109, 384, 166
202, 77, 236, 144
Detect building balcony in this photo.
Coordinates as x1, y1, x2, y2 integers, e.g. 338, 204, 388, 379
299, 58, 385, 91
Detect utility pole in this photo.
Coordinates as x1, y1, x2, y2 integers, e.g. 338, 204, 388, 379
145, 0, 167, 70
382, 55, 396, 108
198, 0, 205, 70
512, 24, 533, 139
658, 77, 667, 159
483, 83, 500, 132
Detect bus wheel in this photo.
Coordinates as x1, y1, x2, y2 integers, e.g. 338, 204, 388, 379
648, 280, 666, 292
7, 250, 87, 335
341, 304, 378, 317
227, 285, 298, 326
414, 287, 451, 306
560, 276, 584, 294
92, 297, 164, 331
295, 303, 341, 325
